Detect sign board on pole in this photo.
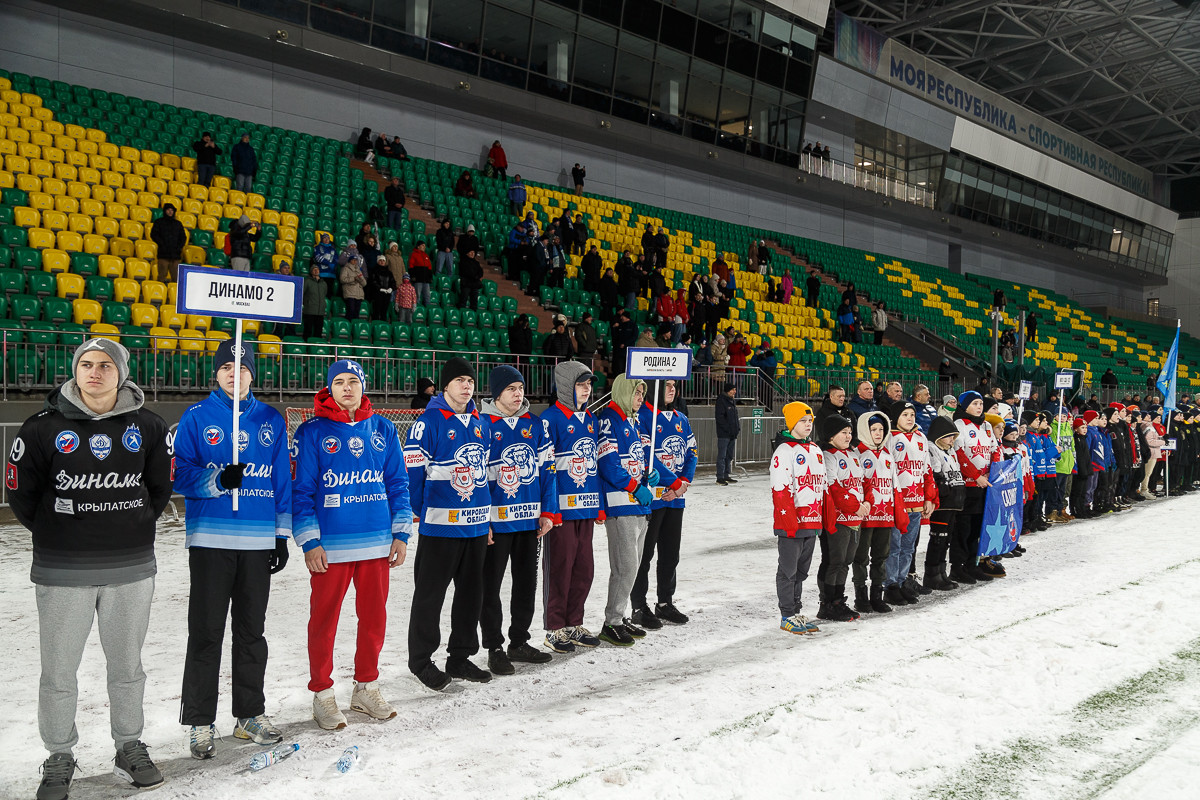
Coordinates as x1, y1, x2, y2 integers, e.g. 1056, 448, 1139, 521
1054, 372, 1074, 389
625, 348, 693, 380
1164, 439, 1178, 451
752, 407, 764, 435
1018, 381, 1032, 400
176, 264, 303, 323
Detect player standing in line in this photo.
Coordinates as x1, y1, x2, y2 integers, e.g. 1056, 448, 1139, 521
770, 402, 825, 634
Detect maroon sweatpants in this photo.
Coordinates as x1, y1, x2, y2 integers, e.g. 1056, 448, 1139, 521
542, 518, 595, 630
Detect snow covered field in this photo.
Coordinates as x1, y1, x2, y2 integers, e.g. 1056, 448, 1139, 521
2, 473, 1200, 799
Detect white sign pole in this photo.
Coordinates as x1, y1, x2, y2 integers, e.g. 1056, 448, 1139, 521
648, 379, 660, 485
1165, 416, 1173, 498
232, 318, 243, 512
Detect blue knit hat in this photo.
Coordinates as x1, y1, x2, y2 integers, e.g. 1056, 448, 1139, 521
958, 390, 982, 408
213, 338, 255, 380
327, 359, 366, 388
488, 365, 524, 400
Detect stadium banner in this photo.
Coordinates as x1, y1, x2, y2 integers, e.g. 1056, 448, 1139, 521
832, 11, 1152, 197
979, 456, 1024, 557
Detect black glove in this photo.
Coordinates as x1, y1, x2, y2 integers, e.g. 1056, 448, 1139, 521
218, 463, 247, 490
269, 538, 290, 574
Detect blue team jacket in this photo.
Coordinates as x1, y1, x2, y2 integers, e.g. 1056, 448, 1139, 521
173, 390, 291, 549
404, 395, 492, 538
597, 401, 679, 517
482, 400, 559, 532
637, 404, 698, 510
292, 397, 413, 562
539, 401, 602, 521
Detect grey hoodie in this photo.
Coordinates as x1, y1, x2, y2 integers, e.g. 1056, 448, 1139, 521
50, 379, 146, 420
554, 360, 593, 409
481, 396, 531, 419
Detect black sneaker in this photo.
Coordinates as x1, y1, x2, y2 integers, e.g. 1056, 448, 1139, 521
716, 479, 729, 486
631, 606, 663, 630
415, 661, 451, 691
113, 740, 163, 789
884, 585, 911, 607
979, 558, 1007, 578
828, 600, 859, 622
621, 619, 647, 639
655, 602, 690, 625
725, 478, 738, 483
487, 648, 515, 676
446, 657, 493, 683
599, 624, 635, 646
37, 753, 76, 800
508, 642, 552, 664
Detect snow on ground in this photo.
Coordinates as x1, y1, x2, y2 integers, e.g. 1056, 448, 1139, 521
2, 473, 1200, 799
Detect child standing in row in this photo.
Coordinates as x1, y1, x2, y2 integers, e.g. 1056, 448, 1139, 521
770, 402, 825, 634
818, 415, 867, 622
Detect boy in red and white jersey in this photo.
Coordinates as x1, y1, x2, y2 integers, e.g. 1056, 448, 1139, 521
852, 410, 903, 615
818, 415, 868, 623
885, 401, 937, 607
950, 392, 1002, 584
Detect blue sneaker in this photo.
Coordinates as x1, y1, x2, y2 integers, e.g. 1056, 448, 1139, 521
780, 615, 820, 634
545, 628, 575, 653
567, 625, 600, 648
234, 715, 283, 745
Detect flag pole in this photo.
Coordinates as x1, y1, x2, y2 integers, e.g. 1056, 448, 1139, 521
232, 319, 242, 512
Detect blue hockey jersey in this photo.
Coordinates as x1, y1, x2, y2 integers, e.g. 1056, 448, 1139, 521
637, 404, 698, 510
292, 396, 413, 563
173, 389, 291, 549
404, 394, 492, 538
539, 401, 602, 521
481, 399, 559, 532
597, 401, 679, 517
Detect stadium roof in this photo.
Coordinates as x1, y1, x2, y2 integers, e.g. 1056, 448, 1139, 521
833, 0, 1200, 179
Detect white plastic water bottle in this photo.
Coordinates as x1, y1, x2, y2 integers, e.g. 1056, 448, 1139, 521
335, 746, 360, 774
249, 743, 299, 772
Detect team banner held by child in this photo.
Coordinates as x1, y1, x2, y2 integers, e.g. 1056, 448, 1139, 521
979, 457, 1024, 558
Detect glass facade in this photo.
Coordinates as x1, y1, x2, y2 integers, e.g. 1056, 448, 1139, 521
939, 153, 1172, 276
219, 0, 819, 166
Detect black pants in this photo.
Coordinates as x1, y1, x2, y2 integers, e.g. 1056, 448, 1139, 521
816, 525, 859, 603
180, 547, 271, 725
851, 525, 890, 588
407, 534, 488, 672
925, 509, 956, 576
459, 283, 480, 309
1070, 473, 1089, 513
480, 530, 540, 650
370, 294, 390, 321
873, 331, 884, 345
950, 510, 982, 568
632, 507, 683, 609
302, 314, 324, 340
344, 297, 361, 320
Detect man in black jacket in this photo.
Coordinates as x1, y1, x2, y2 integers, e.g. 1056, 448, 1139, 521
715, 382, 740, 485
542, 318, 574, 362
574, 312, 598, 370
9, 339, 173, 799
435, 219, 456, 276
581, 245, 602, 292
230, 132, 257, 193
805, 269, 821, 308
149, 203, 187, 283
384, 177, 406, 231
814, 385, 850, 429
228, 215, 259, 271
191, 131, 222, 187
573, 214, 589, 256
456, 224, 481, 262
458, 249, 484, 309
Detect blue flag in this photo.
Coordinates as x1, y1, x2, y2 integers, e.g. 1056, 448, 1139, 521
1156, 323, 1180, 424
979, 457, 1023, 557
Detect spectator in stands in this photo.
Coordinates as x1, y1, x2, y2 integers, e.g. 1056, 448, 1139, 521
529, 235, 550, 295
458, 249, 484, 309
573, 214, 589, 257
355, 223, 374, 252
611, 309, 637, 374
877, 381, 904, 417
454, 171, 477, 199
359, 234, 381, 270
806, 268, 821, 309
192, 131, 222, 187
434, 219, 456, 276
507, 175, 527, 217
311, 233, 337, 294
575, 312, 598, 370
456, 225, 481, 264
715, 382, 740, 485
749, 342, 777, 409
384, 241, 406, 285
411, 378, 435, 409
368, 255, 396, 321
543, 318, 574, 362
407, 241, 433, 307
757, 240, 771, 272
303, 264, 328, 340
836, 299, 855, 342
710, 333, 729, 380
671, 288, 689, 345
524, 211, 540, 240
395, 275, 416, 324
1026, 312, 1038, 342
780, 270, 794, 304
618, 254, 641, 312
872, 301, 888, 345
337, 239, 358, 269
727, 333, 750, 376
640, 224, 656, 267
571, 163, 586, 195
711, 253, 730, 284
841, 282, 858, 308
384, 177, 406, 230
149, 202, 187, 283
939, 394, 957, 419
390, 136, 409, 161
992, 288, 1006, 313
599, 267, 619, 321
815, 384, 849, 429
228, 215, 259, 271
911, 385, 936, 434
489, 140, 508, 180
745, 239, 758, 272
581, 245, 602, 292
340, 256, 366, 320
656, 227, 671, 267
355, 128, 374, 160
547, 236, 568, 289
847, 380, 878, 428
649, 264, 668, 307
509, 315, 533, 370
230, 133, 257, 193
822, 145, 831, 160
1100, 368, 1118, 402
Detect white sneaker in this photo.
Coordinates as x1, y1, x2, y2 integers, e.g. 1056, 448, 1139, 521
313, 689, 348, 730
187, 725, 216, 760
350, 681, 397, 721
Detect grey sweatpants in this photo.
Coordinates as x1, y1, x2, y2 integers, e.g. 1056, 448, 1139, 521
775, 533, 817, 617
605, 514, 649, 626
37, 577, 155, 754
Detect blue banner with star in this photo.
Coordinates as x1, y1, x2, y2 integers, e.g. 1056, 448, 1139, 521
979, 457, 1024, 557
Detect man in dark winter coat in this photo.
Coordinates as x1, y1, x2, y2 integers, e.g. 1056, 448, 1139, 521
230, 133, 258, 192
9, 339, 173, 798
228, 215, 259, 271
149, 203, 187, 283
410, 377, 435, 409
434, 219, 456, 276
814, 385, 850, 429
456, 224, 481, 262
574, 312, 598, 370
846, 380, 879, 432
457, 250, 484, 309
191, 131, 222, 187
542, 318, 574, 362
805, 269, 821, 308
572, 214, 589, 256
715, 382, 740, 484
384, 177, 406, 230
581, 245, 602, 292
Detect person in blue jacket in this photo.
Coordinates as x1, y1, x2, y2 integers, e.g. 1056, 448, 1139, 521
597, 375, 681, 647
478, 365, 559, 676
404, 357, 493, 691
175, 340, 291, 759
292, 359, 413, 731
631, 378, 698, 629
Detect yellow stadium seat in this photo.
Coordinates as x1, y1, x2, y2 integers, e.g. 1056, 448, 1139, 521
113, 278, 139, 304
140, 149, 160, 166
112, 158, 131, 175
41, 210, 67, 232
78, 166, 100, 185
128, 205, 152, 224
176, 212, 196, 228
105, 202, 129, 221
65, 149, 87, 168
89, 323, 121, 342
13, 206, 39, 227
41, 249, 72, 275
82, 234, 107, 255
205, 330, 230, 352
227, 190, 246, 206
135, 240, 157, 262
186, 314, 211, 333
245, 193, 265, 209
17, 142, 40, 160
279, 212, 299, 229
42, 176, 65, 195
67, 181, 89, 200
15, 173, 41, 193
110, 238, 134, 258
90, 154, 110, 172
93, 217, 118, 238
179, 330, 207, 352
119, 146, 140, 162
131, 303, 157, 328
188, 184, 208, 201
55, 231, 83, 252
182, 245, 206, 264
150, 326, 177, 350
223, 204, 243, 220
120, 220, 143, 240
129, 165, 150, 182
28, 192, 52, 210
176, 169, 195, 184
261, 209, 281, 226
56, 271, 85, 299
197, 213, 219, 232
146, 177, 167, 195
73, 298, 102, 326
180, 198, 202, 216
27, 227, 55, 249
125, 258, 151, 281
256, 334, 282, 355
167, 283, 179, 307
159, 307, 184, 331
141, 280, 167, 305
208, 187, 228, 204
91, 185, 114, 203
242, 319, 260, 336
168, 180, 188, 198
271, 254, 291, 271
97, 254, 123, 279
275, 241, 294, 259
98, 142, 118, 159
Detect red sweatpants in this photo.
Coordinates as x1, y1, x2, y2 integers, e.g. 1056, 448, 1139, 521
307, 557, 389, 693
542, 519, 595, 630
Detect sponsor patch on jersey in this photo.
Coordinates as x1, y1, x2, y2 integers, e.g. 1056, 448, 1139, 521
122, 425, 142, 453
839, 459, 847, 469
237, 429, 250, 453
494, 431, 503, 441
448, 510, 459, 523
863, 458, 873, 469
895, 441, 905, 452
968, 430, 977, 438
204, 425, 224, 446
349, 437, 365, 458
447, 429, 456, 440
55, 497, 74, 514
675, 422, 683, 432
56, 431, 79, 454
258, 423, 275, 447
5, 463, 16, 490
9, 437, 25, 463
324, 494, 341, 508
521, 427, 533, 438
567, 425, 575, 433
322, 436, 340, 454
371, 431, 387, 451
89, 434, 112, 460
498, 464, 520, 498
587, 424, 594, 433
474, 425, 482, 438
